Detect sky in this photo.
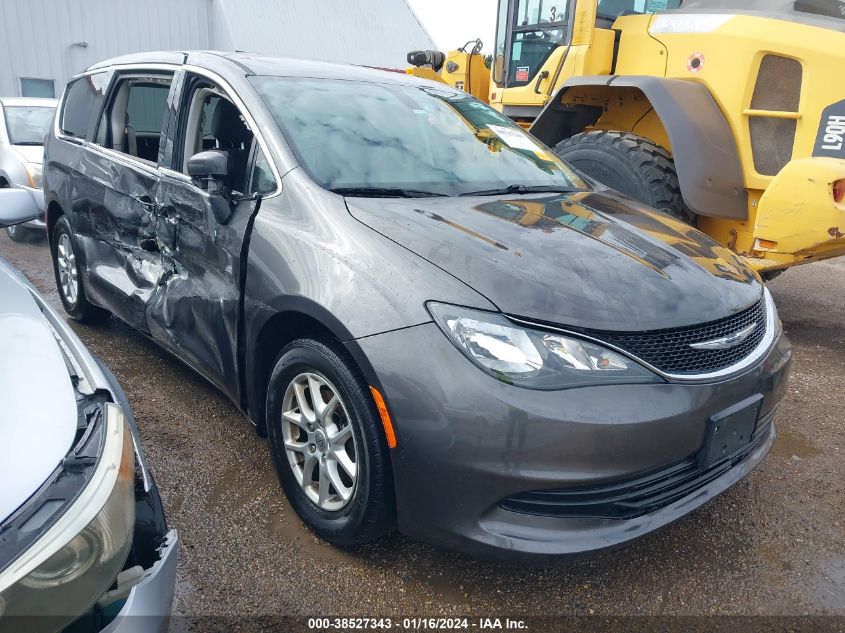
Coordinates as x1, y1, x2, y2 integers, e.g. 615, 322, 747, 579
406, 0, 498, 55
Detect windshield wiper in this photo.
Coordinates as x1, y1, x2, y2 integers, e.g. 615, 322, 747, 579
459, 184, 585, 196
330, 186, 447, 198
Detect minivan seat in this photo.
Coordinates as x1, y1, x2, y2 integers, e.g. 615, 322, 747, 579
211, 99, 252, 192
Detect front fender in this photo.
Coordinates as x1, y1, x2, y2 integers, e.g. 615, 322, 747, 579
531, 75, 747, 220
0, 154, 27, 187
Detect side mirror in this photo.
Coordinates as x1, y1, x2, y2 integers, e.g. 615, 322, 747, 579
407, 49, 446, 72
187, 150, 229, 181
0, 189, 40, 229
187, 150, 233, 225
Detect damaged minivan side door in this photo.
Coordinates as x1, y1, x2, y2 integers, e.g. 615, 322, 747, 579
149, 71, 276, 400
73, 70, 174, 331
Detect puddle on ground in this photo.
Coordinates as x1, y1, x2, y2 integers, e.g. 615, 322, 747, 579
772, 427, 822, 459
756, 542, 795, 574
205, 458, 276, 512
817, 557, 845, 612
266, 498, 363, 567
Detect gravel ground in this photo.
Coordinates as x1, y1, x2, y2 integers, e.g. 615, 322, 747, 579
1, 232, 843, 630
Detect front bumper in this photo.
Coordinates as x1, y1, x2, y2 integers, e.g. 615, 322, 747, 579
101, 531, 178, 633
356, 322, 792, 561
94, 361, 178, 632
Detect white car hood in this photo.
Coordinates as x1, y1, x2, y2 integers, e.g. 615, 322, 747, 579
11, 145, 44, 165
0, 261, 77, 522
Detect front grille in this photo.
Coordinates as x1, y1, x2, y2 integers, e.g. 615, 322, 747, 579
500, 414, 774, 520
582, 298, 767, 375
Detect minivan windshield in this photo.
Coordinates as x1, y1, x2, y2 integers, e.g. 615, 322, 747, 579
250, 77, 585, 197
3, 106, 55, 145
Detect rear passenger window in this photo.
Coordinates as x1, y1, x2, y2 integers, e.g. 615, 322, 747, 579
61, 72, 110, 139
127, 84, 170, 135
96, 74, 173, 164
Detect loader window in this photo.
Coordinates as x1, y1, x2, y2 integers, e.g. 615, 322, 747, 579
794, 0, 845, 20
516, 0, 567, 26
251, 77, 585, 197
507, 0, 569, 86
597, 0, 681, 20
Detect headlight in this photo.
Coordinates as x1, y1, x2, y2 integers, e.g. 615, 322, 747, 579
23, 163, 43, 189
428, 303, 661, 389
0, 404, 135, 631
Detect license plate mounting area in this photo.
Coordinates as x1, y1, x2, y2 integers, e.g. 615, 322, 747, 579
699, 395, 763, 467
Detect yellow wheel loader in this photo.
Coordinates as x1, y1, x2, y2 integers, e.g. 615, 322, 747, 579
407, 0, 845, 278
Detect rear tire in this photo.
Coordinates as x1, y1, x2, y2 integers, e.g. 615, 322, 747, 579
50, 216, 110, 324
266, 338, 394, 546
555, 130, 695, 225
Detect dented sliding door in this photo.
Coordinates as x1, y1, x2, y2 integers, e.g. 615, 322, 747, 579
75, 146, 166, 332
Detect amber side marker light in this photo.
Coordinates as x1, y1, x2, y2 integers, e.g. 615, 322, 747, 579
370, 386, 397, 448
754, 238, 778, 251
834, 179, 845, 204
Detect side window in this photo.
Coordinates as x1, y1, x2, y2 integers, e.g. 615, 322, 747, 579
127, 84, 170, 135
20, 78, 56, 98
181, 79, 255, 195
249, 149, 277, 195
509, 0, 569, 86
596, 0, 681, 18
60, 72, 110, 139
95, 74, 172, 164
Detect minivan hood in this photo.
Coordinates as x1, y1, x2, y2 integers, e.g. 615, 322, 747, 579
11, 145, 44, 164
0, 259, 77, 522
346, 191, 762, 331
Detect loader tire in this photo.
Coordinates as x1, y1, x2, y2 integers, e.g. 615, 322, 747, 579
554, 130, 696, 225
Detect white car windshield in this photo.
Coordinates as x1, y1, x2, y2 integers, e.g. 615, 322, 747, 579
4, 106, 55, 145
250, 77, 586, 197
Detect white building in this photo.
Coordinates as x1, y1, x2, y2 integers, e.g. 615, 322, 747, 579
0, 0, 435, 97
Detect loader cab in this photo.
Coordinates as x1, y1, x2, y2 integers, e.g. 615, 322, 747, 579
492, 0, 570, 88
492, 0, 681, 89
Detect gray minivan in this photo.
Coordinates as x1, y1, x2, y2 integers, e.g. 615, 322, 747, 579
42, 51, 791, 560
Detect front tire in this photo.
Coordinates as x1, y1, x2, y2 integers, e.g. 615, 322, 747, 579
555, 130, 696, 225
50, 216, 110, 324
266, 338, 394, 546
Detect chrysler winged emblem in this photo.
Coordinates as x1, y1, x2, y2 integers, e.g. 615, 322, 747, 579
689, 323, 757, 351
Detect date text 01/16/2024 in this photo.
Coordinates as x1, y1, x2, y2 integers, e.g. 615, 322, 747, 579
307, 618, 529, 630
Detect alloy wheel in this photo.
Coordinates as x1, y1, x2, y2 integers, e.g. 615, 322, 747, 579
280, 372, 358, 511
57, 233, 78, 305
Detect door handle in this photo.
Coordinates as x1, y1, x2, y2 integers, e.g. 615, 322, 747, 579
132, 194, 156, 209
534, 70, 550, 94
